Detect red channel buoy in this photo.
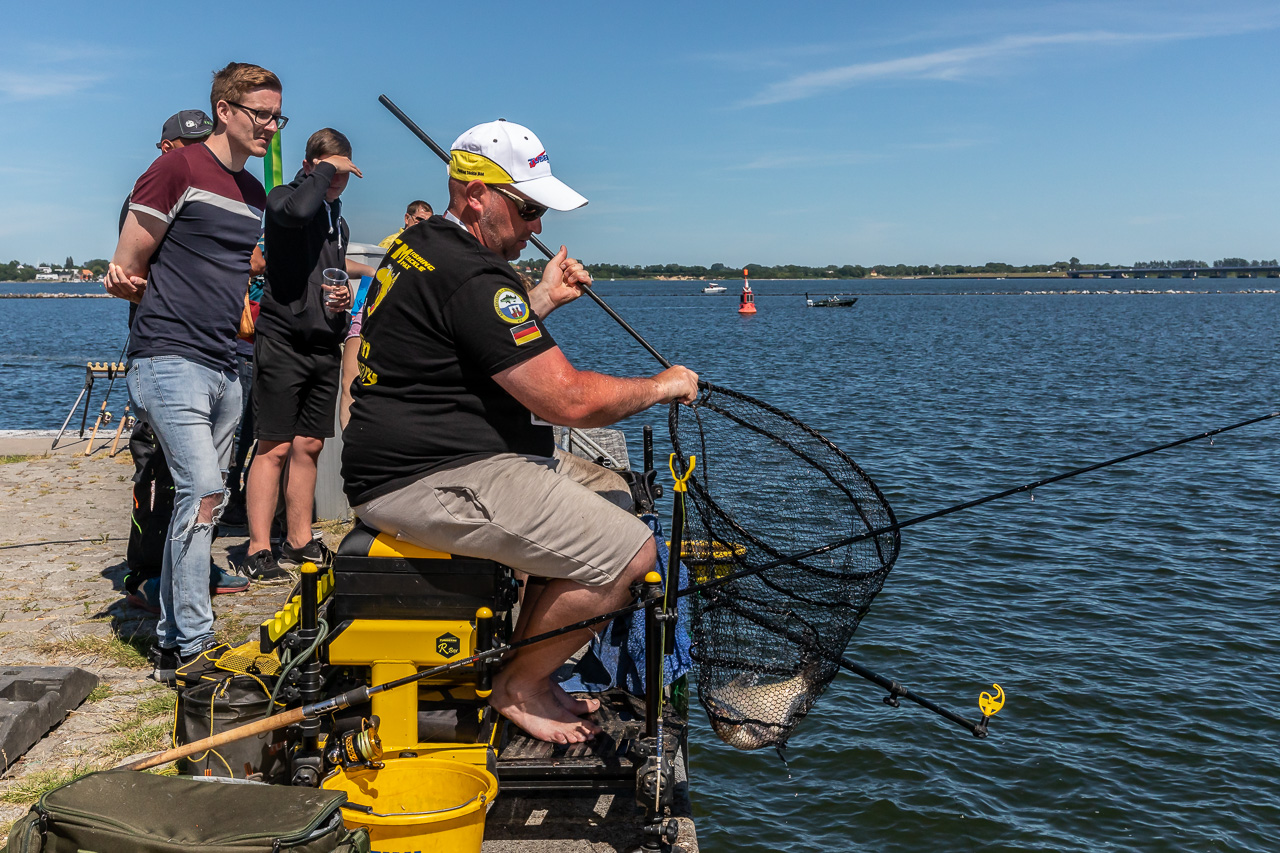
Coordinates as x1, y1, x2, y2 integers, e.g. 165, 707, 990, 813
738, 269, 756, 314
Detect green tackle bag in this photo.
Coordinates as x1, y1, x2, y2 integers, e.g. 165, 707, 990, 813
3, 771, 368, 853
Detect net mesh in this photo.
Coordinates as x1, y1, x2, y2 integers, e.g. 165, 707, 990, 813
670, 383, 899, 750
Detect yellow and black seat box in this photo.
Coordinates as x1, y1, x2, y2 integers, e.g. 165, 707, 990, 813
332, 522, 518, 622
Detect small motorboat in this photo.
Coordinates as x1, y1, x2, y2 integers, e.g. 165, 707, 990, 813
805, 292, 858, 308
702, 283, 728, 293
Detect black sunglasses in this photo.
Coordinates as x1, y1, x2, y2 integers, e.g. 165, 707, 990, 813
488, 184, 547, 222
227, 101, 289, 131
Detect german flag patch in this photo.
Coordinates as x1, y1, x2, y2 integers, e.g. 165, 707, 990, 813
511, 321, 542, 346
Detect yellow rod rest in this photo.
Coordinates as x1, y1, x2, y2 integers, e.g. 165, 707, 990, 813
668, 453, 696, 492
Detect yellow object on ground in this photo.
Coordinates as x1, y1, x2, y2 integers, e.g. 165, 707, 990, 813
323, 756, 498, 853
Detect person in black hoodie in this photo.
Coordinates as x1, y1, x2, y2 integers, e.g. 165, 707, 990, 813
243, 128, 374, 580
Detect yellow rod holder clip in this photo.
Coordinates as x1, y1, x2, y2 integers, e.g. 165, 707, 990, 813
975, 683, 1005, 736
668, 453, 695, 492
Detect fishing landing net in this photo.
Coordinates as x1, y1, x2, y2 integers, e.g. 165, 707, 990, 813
669, 383, 899, 750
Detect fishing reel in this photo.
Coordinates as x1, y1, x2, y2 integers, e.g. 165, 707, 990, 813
324, 716, 383, 772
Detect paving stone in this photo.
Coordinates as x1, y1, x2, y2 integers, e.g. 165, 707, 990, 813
0, 666, 98, 773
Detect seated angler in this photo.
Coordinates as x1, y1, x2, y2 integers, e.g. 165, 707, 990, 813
341, 119, 699, 744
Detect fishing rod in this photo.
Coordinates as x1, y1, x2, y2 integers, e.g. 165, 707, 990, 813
125, 407, 1276, 771
82, 336, 130, 454
378, 95, 675, 371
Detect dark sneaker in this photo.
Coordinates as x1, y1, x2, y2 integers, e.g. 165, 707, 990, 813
126, 576, 161, 614
242, 549, 293, 585
174, 638, 229, 686
278, 538, 332, 571
150, 645, 179, 686
211, 565, 250, 595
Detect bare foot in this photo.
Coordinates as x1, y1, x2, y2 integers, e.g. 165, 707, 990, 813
550, 681, 601, 716
491, 677, 602, 744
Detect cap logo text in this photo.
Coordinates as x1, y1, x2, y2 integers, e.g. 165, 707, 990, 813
527, 151, 548, 168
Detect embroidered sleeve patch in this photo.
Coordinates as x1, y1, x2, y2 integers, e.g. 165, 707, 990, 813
511, 321, 543, 346
494, 288, 530, 324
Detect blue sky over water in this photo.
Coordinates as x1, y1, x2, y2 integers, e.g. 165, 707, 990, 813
1, 0, 1276, 268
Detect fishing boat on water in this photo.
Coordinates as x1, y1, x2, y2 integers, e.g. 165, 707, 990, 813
701, 282, 727, 293
805, 292, 858, 308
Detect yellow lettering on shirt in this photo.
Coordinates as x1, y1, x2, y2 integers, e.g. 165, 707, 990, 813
389, 241, 434, 273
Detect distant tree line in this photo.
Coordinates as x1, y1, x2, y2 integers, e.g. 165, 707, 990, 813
513, 256, 1279, 280
0, 257, 109, 281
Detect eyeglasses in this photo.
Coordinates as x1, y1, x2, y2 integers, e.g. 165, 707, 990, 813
488, 184, 547, 222
226, 101, 289, 130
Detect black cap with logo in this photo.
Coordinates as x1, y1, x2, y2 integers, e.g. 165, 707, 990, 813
158, 110, 214, 148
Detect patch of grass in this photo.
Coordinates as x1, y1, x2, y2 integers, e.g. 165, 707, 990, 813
35, 634, 151, 669
0, 454, 32, 464
106, 721, 169, 758
86, 684, 113, 702
0, 765, 93, 806
315, 518, 354, 538
135, 691, 176, 719
214, 617, 259, 648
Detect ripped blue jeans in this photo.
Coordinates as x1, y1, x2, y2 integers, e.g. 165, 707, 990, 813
128, 356, 241, 655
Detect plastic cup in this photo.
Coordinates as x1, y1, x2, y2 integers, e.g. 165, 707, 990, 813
322, 268, 350, 317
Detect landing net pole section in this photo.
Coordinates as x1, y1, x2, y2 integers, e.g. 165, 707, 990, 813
377, 94, 675, 371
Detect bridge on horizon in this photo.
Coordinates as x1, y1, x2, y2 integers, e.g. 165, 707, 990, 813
1067, 265, 1280, 280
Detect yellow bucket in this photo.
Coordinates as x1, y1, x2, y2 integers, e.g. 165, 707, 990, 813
322, 756, 498, 853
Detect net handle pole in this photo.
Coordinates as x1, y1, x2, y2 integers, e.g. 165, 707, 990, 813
378, 94, 677, 371
674, 409, 1280, 603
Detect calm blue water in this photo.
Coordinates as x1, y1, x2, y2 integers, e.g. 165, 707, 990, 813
6, 278, 1280, 850
551, 280, 1280, 852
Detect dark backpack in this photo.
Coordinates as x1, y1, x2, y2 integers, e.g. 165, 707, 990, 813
126, 420, 173, 585
3, 771, 368, 853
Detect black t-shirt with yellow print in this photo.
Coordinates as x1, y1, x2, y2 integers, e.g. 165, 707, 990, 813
341, 216, 557, 505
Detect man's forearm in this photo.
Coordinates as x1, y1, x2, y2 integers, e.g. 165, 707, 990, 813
537, 371, 665, 428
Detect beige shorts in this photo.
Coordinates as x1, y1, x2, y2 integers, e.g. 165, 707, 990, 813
352, 451, 649, 586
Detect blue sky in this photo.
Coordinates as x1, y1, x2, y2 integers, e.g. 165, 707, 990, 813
1, 0, 1276, 268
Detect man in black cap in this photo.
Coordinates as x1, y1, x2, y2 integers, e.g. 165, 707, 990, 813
120, 107, 250, 614
118, 111, 216, 233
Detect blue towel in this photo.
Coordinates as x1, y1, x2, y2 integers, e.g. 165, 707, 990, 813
559, 514, 694, 696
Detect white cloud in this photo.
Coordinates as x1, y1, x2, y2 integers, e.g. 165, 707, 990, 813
742, 22, 1274, 106
0, 72, 104, 101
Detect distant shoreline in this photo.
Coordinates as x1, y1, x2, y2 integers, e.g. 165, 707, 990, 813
0, 292, 111, 298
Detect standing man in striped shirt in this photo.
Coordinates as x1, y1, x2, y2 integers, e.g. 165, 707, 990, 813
106, 62, 283, 684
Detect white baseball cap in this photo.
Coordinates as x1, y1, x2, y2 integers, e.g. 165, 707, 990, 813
449, 119, 587, 212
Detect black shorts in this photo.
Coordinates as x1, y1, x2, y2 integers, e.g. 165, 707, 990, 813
252, 333, 340, 441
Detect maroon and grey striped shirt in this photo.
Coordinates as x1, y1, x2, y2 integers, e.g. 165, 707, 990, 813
126, 142, 265, 372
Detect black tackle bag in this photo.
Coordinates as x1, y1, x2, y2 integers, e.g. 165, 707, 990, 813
3, 770, 368, 853
175, 672, 288, 782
